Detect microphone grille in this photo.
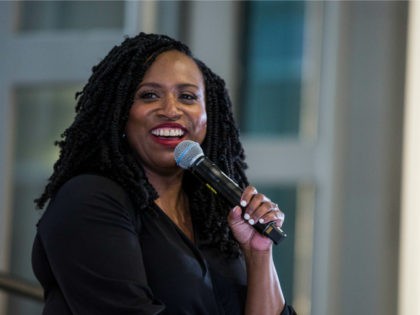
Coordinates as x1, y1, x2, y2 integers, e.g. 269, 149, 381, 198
174, 140, 204, 169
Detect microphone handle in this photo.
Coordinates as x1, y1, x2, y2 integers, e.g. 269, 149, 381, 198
190, 156, 287, 244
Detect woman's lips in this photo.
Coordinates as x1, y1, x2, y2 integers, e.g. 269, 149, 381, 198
151, 127, 185, 137
150, 123, 187, 148
150, 123, 187, 137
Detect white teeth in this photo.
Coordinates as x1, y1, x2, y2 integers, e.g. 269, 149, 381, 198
152, 128, 184, 137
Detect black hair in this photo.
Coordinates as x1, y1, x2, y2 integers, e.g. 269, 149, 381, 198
35, 33, 248, 257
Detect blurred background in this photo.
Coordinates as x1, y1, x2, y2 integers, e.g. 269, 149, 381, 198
0, 1, 418, 315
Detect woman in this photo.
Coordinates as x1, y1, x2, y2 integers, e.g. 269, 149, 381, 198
32, 33, 296, 315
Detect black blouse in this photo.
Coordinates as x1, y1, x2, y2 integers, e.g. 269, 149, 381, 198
32, 174, 296, 315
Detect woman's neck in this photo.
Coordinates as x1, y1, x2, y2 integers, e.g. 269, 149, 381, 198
145, 169, 194, 241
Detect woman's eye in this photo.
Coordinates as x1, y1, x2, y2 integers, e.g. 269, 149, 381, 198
179, 93, 198, 102
138, 91, 158, 100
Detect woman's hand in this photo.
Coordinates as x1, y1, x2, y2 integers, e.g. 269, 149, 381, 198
227, 186, 285, 252
228, 186, 287, 315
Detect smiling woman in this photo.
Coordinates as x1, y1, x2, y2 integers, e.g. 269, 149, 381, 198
126, 50, 207, 167
31, 33, 296, 315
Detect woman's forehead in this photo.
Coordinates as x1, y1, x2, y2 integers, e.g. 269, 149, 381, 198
140, 50, 205, 89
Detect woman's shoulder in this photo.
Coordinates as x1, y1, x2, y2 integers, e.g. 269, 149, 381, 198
39, 174, 138, 229
56, 174, 130, 204
60, 173, 123, 192
36, 174, 143, 259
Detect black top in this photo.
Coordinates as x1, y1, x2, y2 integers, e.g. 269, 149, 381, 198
32, 174, 296, 315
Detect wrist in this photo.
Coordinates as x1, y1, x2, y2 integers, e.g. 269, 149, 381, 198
242, 246, 273, 266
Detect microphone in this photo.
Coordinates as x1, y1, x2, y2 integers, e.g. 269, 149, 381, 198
174, 140, 286, 244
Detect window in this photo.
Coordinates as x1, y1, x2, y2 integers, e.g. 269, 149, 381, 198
239, 1, 306, 137
239, 2, 319, 312
7, 84, 79, 314
16, 1, 125, 32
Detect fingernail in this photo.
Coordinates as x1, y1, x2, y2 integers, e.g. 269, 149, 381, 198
244, 213, 250, 220
259, 218, 264, 224
240, 200, 247, 207
249, 219, 255, 225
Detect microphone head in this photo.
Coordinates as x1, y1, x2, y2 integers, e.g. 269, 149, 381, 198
174, 140, 204, 169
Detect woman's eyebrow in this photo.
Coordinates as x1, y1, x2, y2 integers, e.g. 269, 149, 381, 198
138, 82, 200, 90
137, 82, 161, 89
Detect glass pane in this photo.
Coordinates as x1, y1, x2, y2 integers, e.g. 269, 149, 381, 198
7, 84, 80, 314
239, 1, 306, 137
257, 183, 314, 315
157, 1, 182, 40
17, 0, 124, 32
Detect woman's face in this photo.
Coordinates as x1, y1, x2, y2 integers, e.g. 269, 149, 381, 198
126, 50, 207, 174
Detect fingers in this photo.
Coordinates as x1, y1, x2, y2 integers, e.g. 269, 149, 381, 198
240, 186, 285, 228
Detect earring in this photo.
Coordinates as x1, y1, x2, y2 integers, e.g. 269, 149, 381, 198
122, 133, 126, 139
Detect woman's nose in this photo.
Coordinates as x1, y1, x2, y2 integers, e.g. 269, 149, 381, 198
159, 95, 182, 119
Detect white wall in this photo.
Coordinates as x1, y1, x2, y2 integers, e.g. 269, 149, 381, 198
319, 2, 406, 314
398, 1, 420, 314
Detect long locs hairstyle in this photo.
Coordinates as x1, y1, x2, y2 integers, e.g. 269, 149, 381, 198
35, 33, 248, 257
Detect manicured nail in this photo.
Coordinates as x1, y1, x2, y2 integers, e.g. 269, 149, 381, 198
240, 200, 247, 207
244, 213, 250, 220
259, 218, 264, 224
249, 219, 255, 225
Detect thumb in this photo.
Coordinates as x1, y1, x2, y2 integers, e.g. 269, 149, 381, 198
228, 206, 243, 225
